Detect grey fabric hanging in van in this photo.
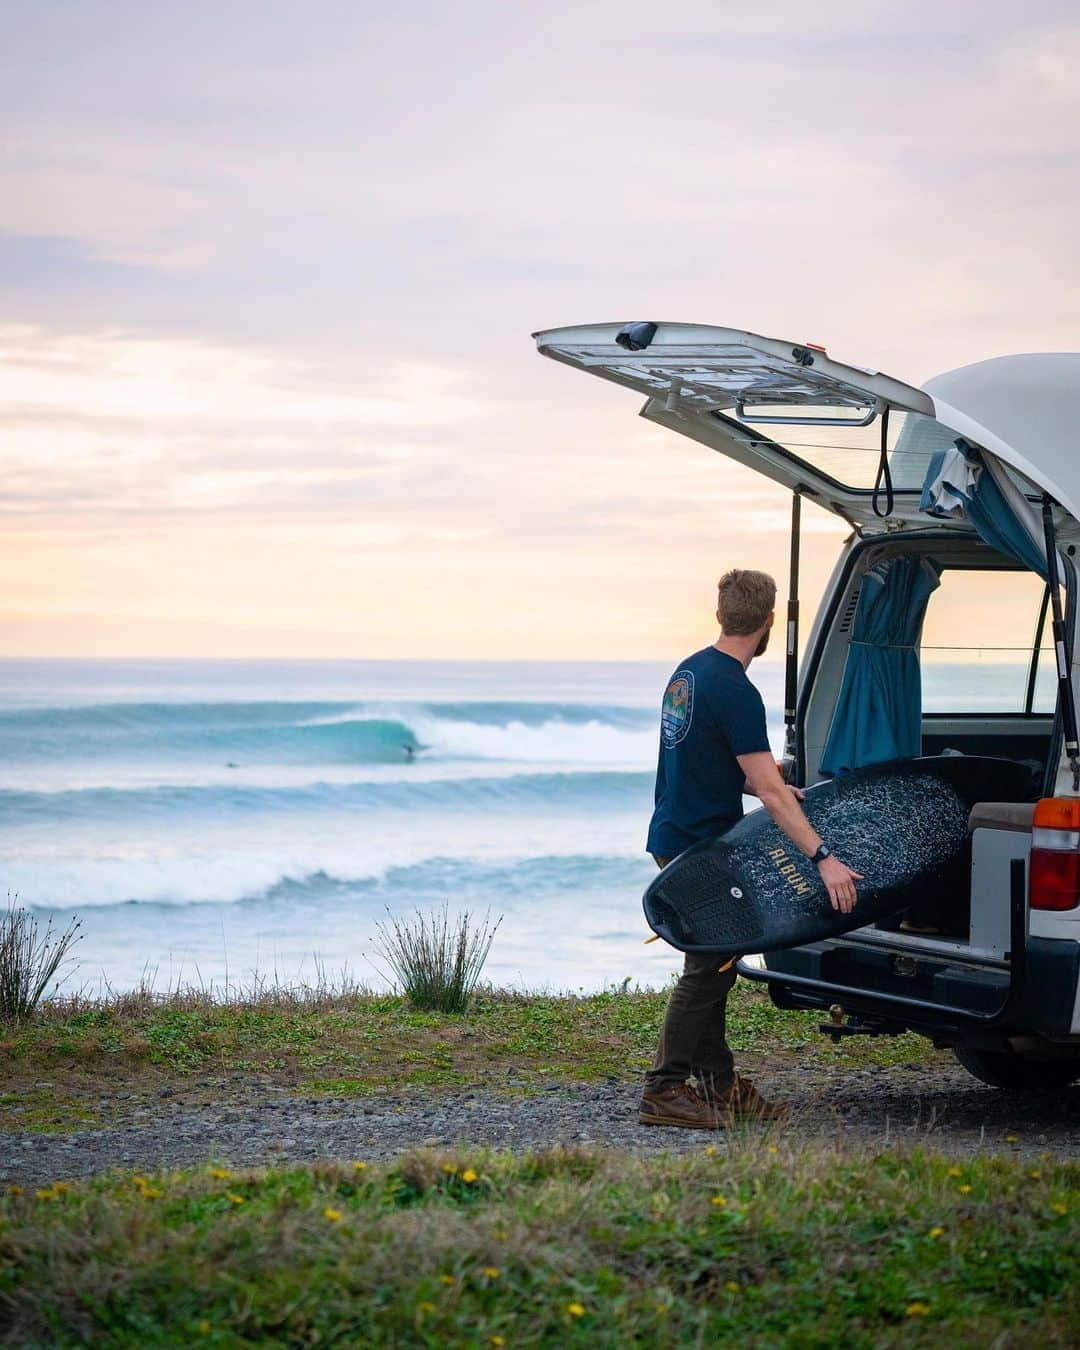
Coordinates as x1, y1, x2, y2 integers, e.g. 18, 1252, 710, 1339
920, 440, 1049, 581
820, 556, 941, 777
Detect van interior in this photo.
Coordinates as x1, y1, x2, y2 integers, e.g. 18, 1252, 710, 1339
783, 529, 1060, 1003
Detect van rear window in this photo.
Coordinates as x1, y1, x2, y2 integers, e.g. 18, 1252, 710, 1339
921, 568, 1056, 714
714, 411, 1035, 497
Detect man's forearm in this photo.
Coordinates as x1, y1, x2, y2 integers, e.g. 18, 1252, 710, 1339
756, 785, 822, 858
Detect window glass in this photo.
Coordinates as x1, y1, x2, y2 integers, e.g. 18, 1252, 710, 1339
715, 411, 964, 493
921, 568, 1055, 714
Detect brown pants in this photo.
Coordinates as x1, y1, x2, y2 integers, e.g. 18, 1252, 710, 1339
644, 856, 737, 1097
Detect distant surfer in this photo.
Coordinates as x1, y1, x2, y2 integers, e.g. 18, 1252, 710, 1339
640, 568, 863, 1131
402, 743, 415, 761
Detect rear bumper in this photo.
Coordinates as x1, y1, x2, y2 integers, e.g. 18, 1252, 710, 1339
736, 856, 1080, 1047
738, 933, 1080, 1046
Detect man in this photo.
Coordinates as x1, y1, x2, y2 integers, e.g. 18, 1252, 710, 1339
640, 568, 862, 1130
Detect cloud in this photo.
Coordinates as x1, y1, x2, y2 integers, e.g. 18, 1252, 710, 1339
999, 22, 1080, 100
0, 325, 501, 517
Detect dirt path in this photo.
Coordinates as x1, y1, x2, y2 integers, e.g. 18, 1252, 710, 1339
5, 1053, 1080, 1187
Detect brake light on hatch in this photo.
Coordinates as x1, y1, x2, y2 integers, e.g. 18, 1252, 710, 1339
1030, 797, 1080, 911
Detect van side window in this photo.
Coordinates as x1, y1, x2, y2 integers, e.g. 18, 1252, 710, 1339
921, 568, 1056, 715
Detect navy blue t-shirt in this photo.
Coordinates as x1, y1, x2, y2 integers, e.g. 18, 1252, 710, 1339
646, 647, 771, 859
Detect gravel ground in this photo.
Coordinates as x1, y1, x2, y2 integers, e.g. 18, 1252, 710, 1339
4, 1053, 1080, 1186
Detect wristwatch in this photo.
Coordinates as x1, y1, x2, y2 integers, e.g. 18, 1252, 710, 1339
811, 844, 832, 865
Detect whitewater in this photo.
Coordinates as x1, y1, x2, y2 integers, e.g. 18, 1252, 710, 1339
0, 658, 786, 993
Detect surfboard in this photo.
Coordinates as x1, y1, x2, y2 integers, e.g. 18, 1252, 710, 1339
643, 756, 1037, 955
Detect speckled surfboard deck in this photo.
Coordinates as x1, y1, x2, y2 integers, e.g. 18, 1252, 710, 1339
643, 756, 1036, 955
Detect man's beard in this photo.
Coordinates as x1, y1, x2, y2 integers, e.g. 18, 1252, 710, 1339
754, 627, 771, 657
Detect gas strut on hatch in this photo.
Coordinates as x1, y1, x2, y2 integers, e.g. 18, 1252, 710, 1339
783, 490, 801, 774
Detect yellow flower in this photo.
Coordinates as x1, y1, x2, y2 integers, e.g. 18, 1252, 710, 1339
227, 1192, 245, 1206
1029, 1170, 1042, 1180
654, 1303, 668, 1316
493, 1227, 509, 1240
35, 1187, 57, 1201
566, 1302, 586, 1318
766, 1145, 778, 1154
132, 1175, 148, 1187
352, 1161, 367, 1173
139, 1185, 163, 1200
198, 1321, 211, 1335
52, 1182, 70, 1194
1041, 1150, 1052, 1161
905, 1303, 931, 1318
490, 1338, 506, 1347
958, 1184, 973, 1195
1052, 1202, 1068, 1216
209, 1167, 232, 1180
439, 1273, 455, 1286
1006, 1133, 1020, 1143
418, 1301, 436, 1314
462, 1168, 478, 1184
482, 1266, 500, 1280
703, 1144, 717, 1157
6, 1185, 23, 1196
725, 1280, 741, 1294
947, 1166, 962, 1178
324, 1207, 342, 1222
442, 1163, 458, 1175
710, 1194, 727, 1207
928, 1226, 945, 1240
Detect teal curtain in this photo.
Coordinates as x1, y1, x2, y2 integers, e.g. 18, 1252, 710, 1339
821, 556, 941, 777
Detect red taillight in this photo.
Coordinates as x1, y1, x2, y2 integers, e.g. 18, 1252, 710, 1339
1030, 848, 1080, 911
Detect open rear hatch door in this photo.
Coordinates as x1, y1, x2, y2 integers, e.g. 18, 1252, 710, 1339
533, 321, 943, 529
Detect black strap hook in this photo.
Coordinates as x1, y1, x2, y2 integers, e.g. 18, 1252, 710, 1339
871, 404, 894, 519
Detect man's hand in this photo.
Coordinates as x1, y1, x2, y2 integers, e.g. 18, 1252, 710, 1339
817, 855, 863, 913
786, 785, 805, 803
737, 752, 863, 913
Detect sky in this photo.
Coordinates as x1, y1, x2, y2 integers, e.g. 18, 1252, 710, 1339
1, 0, 1077, 659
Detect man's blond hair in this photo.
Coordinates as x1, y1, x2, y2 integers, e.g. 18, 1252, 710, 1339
717, 569, 776, 635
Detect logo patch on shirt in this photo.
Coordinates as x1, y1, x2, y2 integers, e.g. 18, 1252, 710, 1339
661, 670, 694, 747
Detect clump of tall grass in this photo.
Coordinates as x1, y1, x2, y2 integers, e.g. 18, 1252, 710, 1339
0, 897, 82, 1025
374, 905, 501, 1013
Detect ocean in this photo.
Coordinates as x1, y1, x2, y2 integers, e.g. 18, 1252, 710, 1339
0, 658, 788, 995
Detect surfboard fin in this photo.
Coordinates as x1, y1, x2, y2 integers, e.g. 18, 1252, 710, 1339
643, 933, 660, 944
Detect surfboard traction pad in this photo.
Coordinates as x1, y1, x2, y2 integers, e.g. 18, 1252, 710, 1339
644, 757, 1032, 955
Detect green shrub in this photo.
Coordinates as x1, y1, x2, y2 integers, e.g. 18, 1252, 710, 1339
374, 905, 500, 1013
0, 898, 81, 1025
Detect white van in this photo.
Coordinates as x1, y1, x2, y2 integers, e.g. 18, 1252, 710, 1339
535, 321, 1080, 1092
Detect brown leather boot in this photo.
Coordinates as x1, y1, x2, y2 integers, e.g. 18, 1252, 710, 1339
712, 1074, 789, 1123
639, 1082, 723, 1130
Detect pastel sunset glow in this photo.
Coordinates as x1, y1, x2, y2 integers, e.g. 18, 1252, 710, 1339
3, 1, 1077, 658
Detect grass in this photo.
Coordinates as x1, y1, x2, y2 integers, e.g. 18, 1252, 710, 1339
0, 982, 934, 1131
373, 905, 501, 1012
0, 1140, 1076, 1346
0, 899, 81, 1026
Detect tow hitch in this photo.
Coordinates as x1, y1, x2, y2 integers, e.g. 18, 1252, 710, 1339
819, 1004, 904, 1043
